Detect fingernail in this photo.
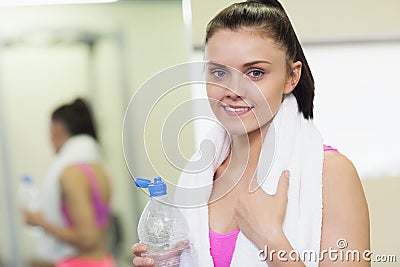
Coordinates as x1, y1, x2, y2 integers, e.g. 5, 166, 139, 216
284, 170, 290, 178
146, 258, 154, 265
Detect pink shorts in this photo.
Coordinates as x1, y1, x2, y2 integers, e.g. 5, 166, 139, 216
56, 255, 116, 267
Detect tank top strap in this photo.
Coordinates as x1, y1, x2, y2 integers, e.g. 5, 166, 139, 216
323, 145, 338, 152
74, 163, 104, 204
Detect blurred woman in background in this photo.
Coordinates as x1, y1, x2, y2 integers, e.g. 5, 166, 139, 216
23, 98, 116, 267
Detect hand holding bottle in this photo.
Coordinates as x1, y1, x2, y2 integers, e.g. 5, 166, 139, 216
134, 177, 194, 267
22, 209, 45, 227
132, 240, 190, 267
19, 175, 43, 234
132, 243, 154, 267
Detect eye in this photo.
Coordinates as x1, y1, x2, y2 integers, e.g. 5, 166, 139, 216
211, 69, 228, 79
247, 70, 264, 80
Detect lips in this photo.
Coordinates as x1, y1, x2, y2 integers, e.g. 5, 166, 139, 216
220, 103, 254, 116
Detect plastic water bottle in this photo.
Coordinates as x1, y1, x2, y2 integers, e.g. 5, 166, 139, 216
136, 177, 194, 267
19, 175, 42, 235
19, 175, 40, 212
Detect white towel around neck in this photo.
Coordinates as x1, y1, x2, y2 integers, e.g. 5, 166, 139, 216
174, 93, 324, 266
37, 134, 102, 262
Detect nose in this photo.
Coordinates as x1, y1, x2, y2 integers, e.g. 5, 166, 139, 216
224, 88, 242, 101
225, 88, 242, 100
224, 73, 247, 100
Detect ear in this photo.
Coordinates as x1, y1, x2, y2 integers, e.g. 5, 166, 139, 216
283, 61, 302, 94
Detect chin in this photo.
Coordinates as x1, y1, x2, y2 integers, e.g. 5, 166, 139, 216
225, 128, 249, 137
221, 118, 271, 139
218, 121, 255, 136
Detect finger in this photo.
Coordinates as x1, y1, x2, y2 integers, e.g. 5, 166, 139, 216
132, 257, 154, 267
173, 239, 190, 249
21, 208, 28, 217
276, 170, 290, 198
131, 243, 148, 256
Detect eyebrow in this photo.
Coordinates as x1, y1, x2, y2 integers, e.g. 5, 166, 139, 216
207, 62, 229, 69
243, 60, 272, 67
207, 60, 272, 69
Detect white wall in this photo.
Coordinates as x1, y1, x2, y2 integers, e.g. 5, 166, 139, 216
307, 42, 400, 179
191, 0, 400, 47
0, 109, 11, 265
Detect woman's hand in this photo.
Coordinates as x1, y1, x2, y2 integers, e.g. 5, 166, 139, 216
234, 170, 290, 250
131, 243, 154, 267
22, 209, 45, 228
131, 240, 189, 267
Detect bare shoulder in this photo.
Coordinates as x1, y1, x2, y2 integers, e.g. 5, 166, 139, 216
321, 150, 370, 255
60, 166, 88, 191
61, 164, 111, 201
322, 151, 364, 198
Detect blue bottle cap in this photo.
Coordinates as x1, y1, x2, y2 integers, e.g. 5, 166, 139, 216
135, 178, 152, 188
22, 175, 33, 185
148, 177, 167, 197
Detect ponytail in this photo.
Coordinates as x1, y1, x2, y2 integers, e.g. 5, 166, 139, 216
52, 98, 98, 140
293, 38, 315, 119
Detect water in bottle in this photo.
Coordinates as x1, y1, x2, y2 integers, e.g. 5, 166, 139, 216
136, 177, 194, 267
19, 175, 42, 235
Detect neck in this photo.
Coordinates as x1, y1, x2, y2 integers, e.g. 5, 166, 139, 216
55, 137, 69, 154
211, 123, 271, 200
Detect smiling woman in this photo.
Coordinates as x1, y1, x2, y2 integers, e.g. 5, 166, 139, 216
131, 1, 370, 267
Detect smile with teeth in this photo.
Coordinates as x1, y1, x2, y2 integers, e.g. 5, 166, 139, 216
221, 104, 254, 115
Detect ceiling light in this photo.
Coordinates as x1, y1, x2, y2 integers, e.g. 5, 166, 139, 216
0, 0, 117, 6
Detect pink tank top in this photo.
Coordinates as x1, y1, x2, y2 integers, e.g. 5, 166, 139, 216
61, 163, 111, 229
209, 228, 240, 267
56, 254, 116, 267
209, 145, 338, 266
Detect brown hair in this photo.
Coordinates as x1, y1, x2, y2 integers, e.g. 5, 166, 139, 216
51, 98, 98, 140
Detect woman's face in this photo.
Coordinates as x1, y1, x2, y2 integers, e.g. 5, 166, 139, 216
50, 120, 70, 153
205, 29, 301, 136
